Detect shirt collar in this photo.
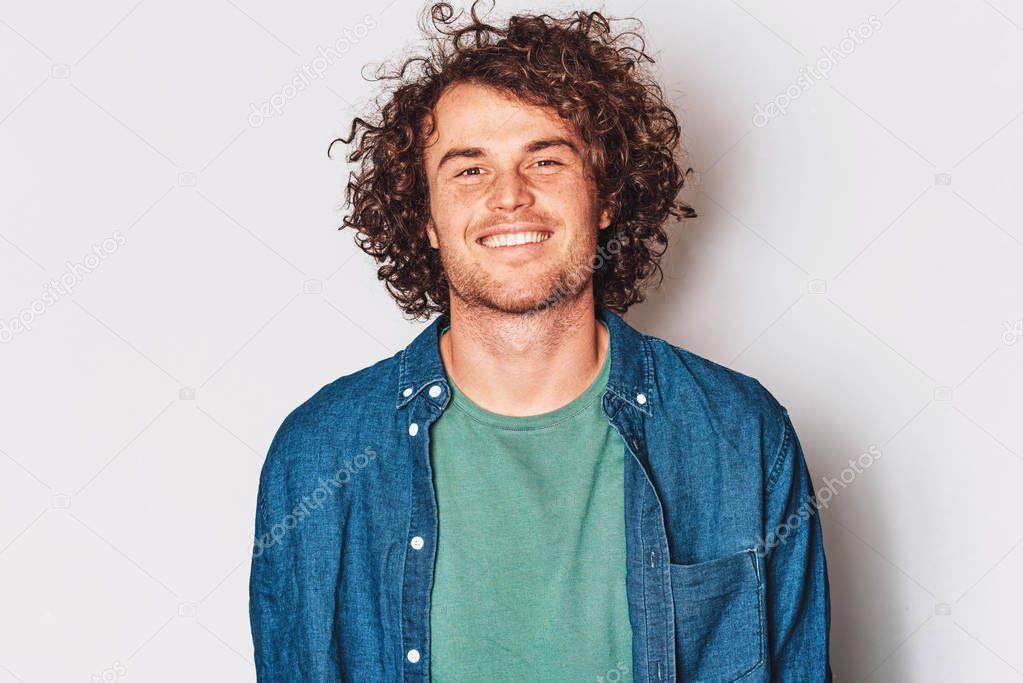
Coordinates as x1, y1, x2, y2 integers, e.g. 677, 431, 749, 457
395, 304, 654, 416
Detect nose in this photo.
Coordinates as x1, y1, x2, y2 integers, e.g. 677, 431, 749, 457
486, 168, 534, 213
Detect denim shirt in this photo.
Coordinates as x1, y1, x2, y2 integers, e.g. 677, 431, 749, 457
249, 304, 833, 682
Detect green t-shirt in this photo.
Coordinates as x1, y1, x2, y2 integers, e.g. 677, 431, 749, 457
428, 322, 634, 682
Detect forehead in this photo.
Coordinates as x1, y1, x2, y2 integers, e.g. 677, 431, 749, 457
422, 81, 578, 159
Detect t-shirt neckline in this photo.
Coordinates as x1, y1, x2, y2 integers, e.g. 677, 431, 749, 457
441, 320, 611, 431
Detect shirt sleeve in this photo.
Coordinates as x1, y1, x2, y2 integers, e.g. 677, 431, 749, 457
248, 418, 343, 682
762, 407, 834, 682
249, 423, 293, 681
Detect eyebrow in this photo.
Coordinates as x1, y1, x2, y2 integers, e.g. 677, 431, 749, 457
436, 136, 580, 171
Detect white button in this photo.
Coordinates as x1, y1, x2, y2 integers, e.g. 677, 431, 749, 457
407, 648, 420, 663
408, 423, 419, 436
402, 387, 413, 397
636, 393, 647, 405
428, 384, 442, 398
410, 536, 424, 550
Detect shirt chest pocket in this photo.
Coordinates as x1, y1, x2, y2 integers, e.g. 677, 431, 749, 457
669, 547, 765, 682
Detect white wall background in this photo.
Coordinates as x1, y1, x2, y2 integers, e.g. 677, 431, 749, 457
1, 0, 1021, 680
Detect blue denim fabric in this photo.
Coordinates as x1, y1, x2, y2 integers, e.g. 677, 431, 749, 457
249, 304, 833, 682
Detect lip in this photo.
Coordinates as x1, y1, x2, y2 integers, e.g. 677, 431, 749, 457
474, 224, 553, 245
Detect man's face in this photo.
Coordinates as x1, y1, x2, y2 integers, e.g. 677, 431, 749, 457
422, 81, 611, 315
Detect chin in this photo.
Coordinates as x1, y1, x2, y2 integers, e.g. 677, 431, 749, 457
484, 281, 587, 315
481, 292, 552, 315
448, 261, 590, 315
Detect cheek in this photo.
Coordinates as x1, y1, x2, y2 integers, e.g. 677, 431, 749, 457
439, 176, 483, 196
546, 173, 596, 204
429, 207, 474, 247
436, 184, 484, 219
548, 187, 600, 226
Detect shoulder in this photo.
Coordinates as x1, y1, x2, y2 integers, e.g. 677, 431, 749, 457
286, 354, 398, 431
258, 353, 400, 485
643, 332, 790, 473
645, 333, 785, 413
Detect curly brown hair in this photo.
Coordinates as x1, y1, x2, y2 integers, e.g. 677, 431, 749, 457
329, 0, 696, 320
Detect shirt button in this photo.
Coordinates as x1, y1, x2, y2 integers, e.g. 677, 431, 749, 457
408, 423, 419, 436
636, 393, 647, 405
407, 648, 420, 663
428, 384, 442, 398
410, 536, 424, 550
402, 387, 413, 397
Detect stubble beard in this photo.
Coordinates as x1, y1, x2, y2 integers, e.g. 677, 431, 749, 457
439, 232, 598, 316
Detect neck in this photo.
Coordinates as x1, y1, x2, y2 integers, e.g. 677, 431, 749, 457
439, 289, 609, 417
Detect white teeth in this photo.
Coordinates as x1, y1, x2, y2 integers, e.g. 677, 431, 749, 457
480, 231, 551, 248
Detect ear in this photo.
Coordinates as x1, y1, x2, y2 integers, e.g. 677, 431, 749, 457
598, 204, 613, 231
425, 219, 439, 249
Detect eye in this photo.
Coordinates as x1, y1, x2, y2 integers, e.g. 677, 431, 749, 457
455, 159, 562, 178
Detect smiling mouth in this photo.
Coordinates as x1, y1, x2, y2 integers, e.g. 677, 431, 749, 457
476, 231, 552, 248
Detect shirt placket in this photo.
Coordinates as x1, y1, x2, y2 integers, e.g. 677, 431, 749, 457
605, 394, 675, 683
400, 392, 444, 682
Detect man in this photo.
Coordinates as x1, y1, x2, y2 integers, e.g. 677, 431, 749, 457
249, 2, 832, 681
